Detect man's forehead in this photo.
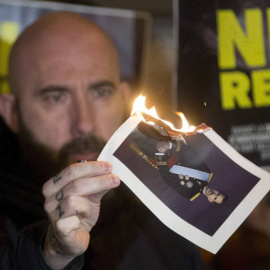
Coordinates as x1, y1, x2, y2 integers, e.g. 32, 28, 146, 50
24, 22, 113, 59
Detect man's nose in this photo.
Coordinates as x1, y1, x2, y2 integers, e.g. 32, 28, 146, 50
71, 100, 95, 137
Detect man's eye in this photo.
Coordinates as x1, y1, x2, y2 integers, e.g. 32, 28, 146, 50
92, 87, 113, 98
43, 92, 66, 104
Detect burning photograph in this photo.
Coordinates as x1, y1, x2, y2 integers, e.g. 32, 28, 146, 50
113, 120, 259, 236
98, 96, 270, 253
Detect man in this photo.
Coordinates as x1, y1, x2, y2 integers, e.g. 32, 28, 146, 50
156, 140, 226, 204
130, 121, 226, 204
0, 12, 206, 269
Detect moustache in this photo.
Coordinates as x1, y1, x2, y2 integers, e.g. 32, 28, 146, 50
60, 135, 107, 155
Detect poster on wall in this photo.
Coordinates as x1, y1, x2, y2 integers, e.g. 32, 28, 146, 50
0, 0, 151, 94
175, 0, 270, 169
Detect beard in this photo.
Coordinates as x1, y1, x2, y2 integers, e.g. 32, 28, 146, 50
17, 112, 106, 183
60, 135, 106, 156
15, 97, 129, 184
58, 135, 107, 165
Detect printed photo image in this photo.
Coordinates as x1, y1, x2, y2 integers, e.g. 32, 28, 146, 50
98, 115, 270, 253
113, 121, 260, 236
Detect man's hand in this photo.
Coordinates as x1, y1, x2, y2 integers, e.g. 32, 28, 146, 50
42, 161, 120, 269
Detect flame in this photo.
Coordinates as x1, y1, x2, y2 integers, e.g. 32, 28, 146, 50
131, 95, 159, 119
131, 95, 195, 133
175, 112, 196, 132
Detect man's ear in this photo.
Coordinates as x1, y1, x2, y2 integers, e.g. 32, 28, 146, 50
0, 94, 19, 133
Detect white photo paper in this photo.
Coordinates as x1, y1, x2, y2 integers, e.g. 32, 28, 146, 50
98, 115, 270, 254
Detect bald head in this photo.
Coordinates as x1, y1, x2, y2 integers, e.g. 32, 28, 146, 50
9, 12, 120, 97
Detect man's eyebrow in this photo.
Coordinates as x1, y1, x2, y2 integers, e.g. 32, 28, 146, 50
36, 85, 69, 96
88, 80, 116, 90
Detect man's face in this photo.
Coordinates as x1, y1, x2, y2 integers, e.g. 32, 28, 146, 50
15, 27, 130, 168
203, 186, 225, 204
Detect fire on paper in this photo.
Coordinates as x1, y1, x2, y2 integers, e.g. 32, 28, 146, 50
98, 96, 270, 254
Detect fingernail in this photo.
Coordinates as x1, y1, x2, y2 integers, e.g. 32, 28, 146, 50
103, 162, 112, 173
112, 175, 120, 184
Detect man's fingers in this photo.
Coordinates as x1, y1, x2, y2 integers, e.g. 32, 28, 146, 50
45, 173, 120, 213
63, 174, 120, 197
55, 215, 81, 237
52, 216, 90, 255
47, 195, 94, 222
85, 189, 109, 204
43, 161, 112, 197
